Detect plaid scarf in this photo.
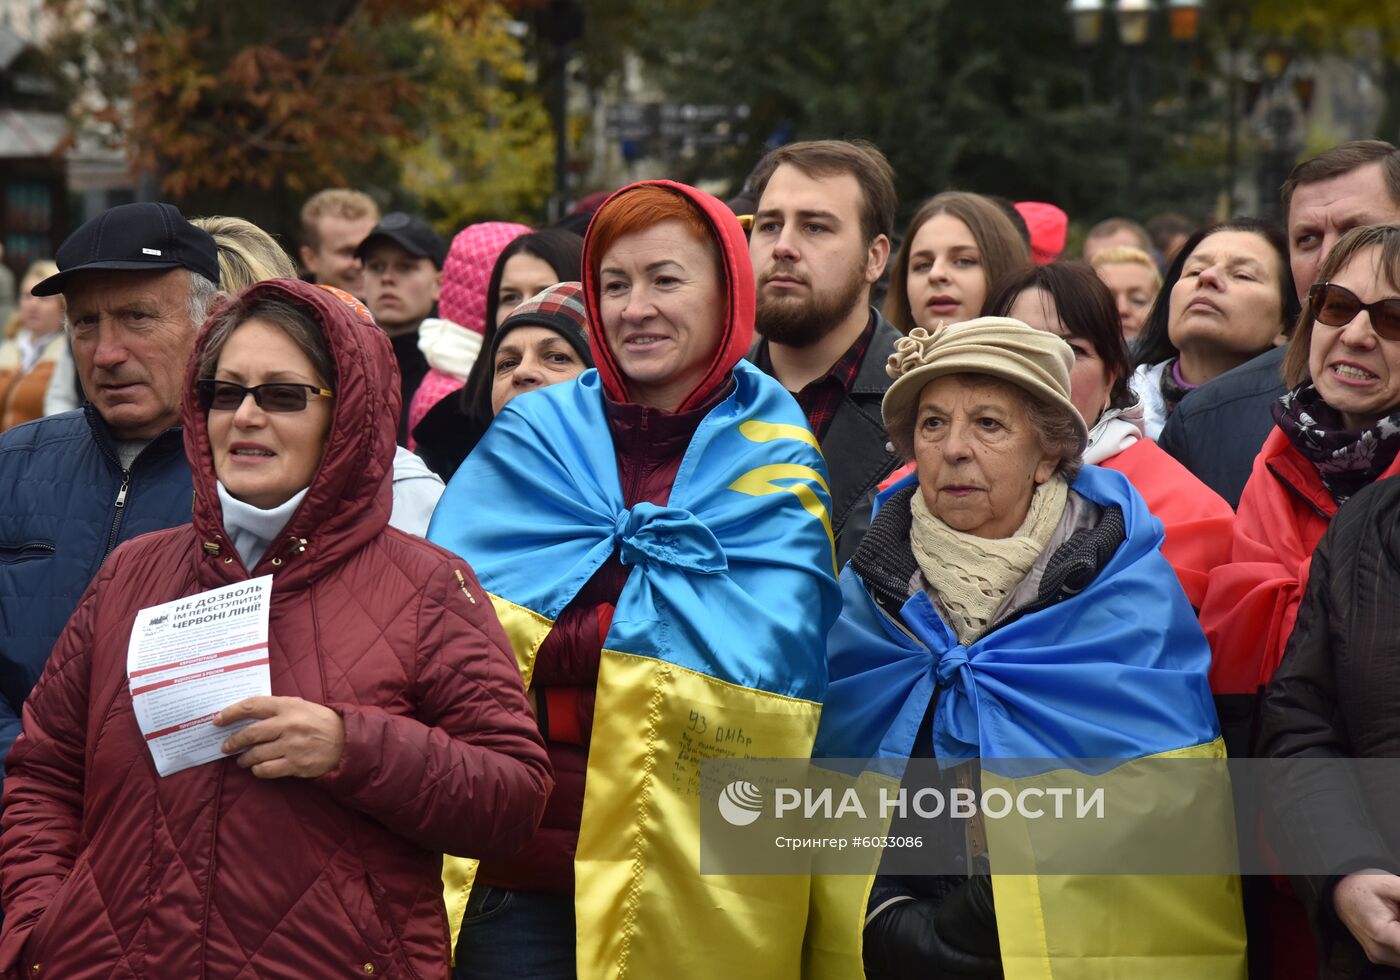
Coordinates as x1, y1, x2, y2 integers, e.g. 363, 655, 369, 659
1272, 382, 1400, 504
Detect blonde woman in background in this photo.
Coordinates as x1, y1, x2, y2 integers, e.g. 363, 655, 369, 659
0, 260, 65, 431
193, 216, 303, 289
1091, 245, 1162, 344
191, 215, 446, 533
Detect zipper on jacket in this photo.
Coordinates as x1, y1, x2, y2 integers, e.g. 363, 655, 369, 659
103, 470, 131, 559
1266, 461, 1332, 521
0, 541, 56, 563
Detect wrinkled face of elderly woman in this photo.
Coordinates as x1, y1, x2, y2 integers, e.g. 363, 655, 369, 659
913, 374, 1059, 539
598, 219, 725, 411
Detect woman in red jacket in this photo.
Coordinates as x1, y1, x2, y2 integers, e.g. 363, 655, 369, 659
1202, 225, 1400, 980
0, 278, 551, 979
985, 261, 1234, 609
1202, 225, 1400, 742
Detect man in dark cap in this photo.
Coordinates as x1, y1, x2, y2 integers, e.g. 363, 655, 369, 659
356, 212, 445, 444
0, 202, 224, 794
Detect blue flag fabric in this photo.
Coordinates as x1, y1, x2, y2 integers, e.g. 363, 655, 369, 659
428, 362, 841, 700
815, 465, 1221, 768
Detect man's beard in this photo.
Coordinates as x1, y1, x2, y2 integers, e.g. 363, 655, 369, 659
755, 261, 868, 349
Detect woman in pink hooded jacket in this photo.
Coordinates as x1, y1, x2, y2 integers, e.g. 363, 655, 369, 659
406, 221, 530, 445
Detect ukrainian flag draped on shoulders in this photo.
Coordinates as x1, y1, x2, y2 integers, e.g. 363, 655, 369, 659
429, 180, 842, 979
808, 465, 1246, 980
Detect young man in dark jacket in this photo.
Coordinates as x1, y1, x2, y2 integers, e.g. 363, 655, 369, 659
0, 203, 221, 796
356, 212, 445, 446
747, 139, 902, 568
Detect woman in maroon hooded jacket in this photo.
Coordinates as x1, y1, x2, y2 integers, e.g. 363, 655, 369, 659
0, 279, 551, 979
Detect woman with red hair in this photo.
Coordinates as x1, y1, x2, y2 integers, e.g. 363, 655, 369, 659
430, 182, 841, 978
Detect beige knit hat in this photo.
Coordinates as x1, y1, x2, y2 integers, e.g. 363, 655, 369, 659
881, 316, 1089, 452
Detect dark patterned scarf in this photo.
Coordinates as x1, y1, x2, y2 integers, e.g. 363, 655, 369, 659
1158, 357, 1199, 418
1272, 383, 1400, 504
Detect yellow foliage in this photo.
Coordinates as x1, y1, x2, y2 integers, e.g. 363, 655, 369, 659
399, 3, 555, 230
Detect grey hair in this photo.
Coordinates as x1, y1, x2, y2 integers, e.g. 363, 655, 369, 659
187, 272, 219, 329
1021, 394, 1084, 483
889, 372, 1083, 482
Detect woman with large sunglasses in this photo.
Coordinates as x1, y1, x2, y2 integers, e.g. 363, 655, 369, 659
1201, 225, 1400, 763
1257, 223, 1400, 978
0, 278, 551, 978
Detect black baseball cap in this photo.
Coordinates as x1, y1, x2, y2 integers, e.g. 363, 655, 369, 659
354, 212, 446, 268
32, 202, 221, 296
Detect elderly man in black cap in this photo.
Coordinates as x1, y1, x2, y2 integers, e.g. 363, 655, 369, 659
0, 202, 223, 798
356, 212, 445, 445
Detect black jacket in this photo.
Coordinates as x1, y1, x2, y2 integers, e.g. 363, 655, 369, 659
412, 384, 481, 482
1260, 474, 1400, 979
750, 308, 902, 570
1157, 346, 1287, 508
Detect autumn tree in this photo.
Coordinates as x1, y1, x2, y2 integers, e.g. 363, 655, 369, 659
44, 0, 555, 239
397, 1, 555, 228
1251, 0, 1400, 145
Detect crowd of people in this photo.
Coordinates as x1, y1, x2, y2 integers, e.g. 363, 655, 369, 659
0, 133, 1399, 979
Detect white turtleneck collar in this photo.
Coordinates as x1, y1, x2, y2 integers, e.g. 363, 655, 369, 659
216, 482, 309, 570
1083, 397, 1147, 466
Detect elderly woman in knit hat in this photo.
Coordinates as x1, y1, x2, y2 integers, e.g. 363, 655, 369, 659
810, 317, 1243, 978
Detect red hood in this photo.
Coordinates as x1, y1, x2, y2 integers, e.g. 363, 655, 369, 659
182, 278, 399, 589
581, 180, 754, 412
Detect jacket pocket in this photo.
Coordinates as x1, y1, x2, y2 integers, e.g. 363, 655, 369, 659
358, 868, 422, 980
22, 857, 92, 966
0, 541, 55, 564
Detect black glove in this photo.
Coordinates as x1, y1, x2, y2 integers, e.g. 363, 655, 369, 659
863, 880, 1003, 980
935, 874, 1000, 962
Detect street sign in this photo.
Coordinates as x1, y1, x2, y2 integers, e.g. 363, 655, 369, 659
604, 101, 751, 148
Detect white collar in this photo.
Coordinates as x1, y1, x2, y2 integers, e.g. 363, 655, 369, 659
216, 482, 309, 570
1083, 398, 1147, 465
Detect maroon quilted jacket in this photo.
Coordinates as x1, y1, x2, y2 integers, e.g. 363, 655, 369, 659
0, 279, 552, 979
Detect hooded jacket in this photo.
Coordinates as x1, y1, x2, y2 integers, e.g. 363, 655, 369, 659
0, 278, 551, 979
407, 222, 531, 445
476, 182, 752, 895
431, 181, 839, 977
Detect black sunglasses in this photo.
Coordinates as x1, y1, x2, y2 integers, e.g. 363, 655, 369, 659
196, 379, 334, 413
1309, 282, 1400, 340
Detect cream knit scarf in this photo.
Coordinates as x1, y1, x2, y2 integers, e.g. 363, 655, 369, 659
910, 476, 1069, 646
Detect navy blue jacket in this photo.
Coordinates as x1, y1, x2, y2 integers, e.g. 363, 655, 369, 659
0, 407, 191, 786
1157, 346, 1288, 508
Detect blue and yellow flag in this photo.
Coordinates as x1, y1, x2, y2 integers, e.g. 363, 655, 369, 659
808, 466, 1247, 979
429, 362, 841, 978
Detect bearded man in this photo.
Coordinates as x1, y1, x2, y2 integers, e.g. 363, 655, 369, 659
748, 139, 901, 566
